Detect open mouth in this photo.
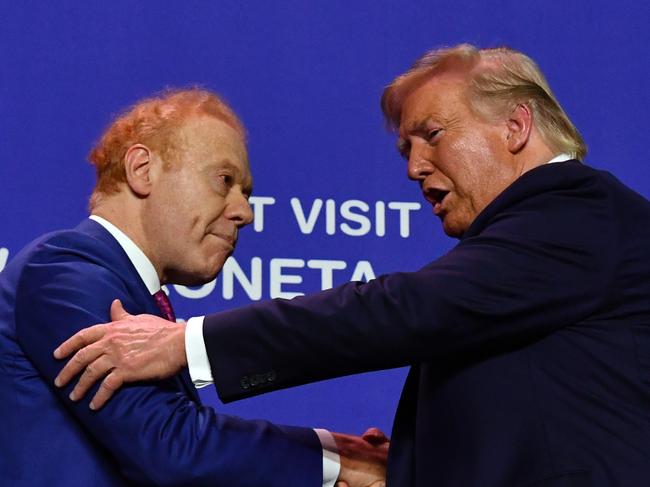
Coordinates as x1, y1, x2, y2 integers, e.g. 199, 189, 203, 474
424, 188, 450, 212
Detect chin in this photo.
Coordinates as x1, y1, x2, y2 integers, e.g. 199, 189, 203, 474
442, 219, 466, 239
168, 263, 223, 287
201, 260, 227, 282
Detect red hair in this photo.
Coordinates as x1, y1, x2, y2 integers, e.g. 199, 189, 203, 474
88, 88, 245, 209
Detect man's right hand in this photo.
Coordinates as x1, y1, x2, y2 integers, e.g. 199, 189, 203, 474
333, 428, 390, 487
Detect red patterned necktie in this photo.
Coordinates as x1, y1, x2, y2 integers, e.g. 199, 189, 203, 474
153, 289, 176, 322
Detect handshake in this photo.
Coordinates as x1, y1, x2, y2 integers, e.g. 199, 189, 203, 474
332, 428, 390, 487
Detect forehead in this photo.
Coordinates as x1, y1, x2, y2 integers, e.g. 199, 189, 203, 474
176, 115, 246, 156
399, 73, 470, 133
173, 115, 252, 188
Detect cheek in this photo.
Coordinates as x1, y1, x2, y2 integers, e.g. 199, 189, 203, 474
449, 137, 498, 197
184, 202, 217, 236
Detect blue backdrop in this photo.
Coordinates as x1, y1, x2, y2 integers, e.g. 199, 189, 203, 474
1, 0, 648, 437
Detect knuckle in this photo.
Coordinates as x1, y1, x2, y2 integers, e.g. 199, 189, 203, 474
84, 363, 97, 378
78, 330, 92, 346
106, 335, 120, 349
103, 374, 121, 392
73, 350, 87, 365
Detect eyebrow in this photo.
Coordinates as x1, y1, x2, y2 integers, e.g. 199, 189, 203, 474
396, 117, 432, 158
216, 159, 254, 195
400, 118, 433, 141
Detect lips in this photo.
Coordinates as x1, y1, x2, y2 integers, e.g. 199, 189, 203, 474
212, 232, 236, 247
423, 187, 450, 214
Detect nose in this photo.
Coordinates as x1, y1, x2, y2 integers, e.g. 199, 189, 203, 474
227, 191, 254, 228
407, 142, 434, 181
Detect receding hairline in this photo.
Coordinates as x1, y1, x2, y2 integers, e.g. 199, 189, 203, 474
88, 87, 249, 210
168, 114, 253, 192
163, 113, 250, 168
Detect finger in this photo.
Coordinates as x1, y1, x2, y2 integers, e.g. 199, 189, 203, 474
362, 427, 389, 445
53, 323, 108, 359
89, 371, 124, 410
68, 355, 115, 401
335, 482, 349, 487
368, 482, 386, 487
54, 341, 107, 388
110, 299, 131, 321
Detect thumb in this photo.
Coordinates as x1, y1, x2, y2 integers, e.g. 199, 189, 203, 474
362, 427, 389, 445
110, 299, 131, 321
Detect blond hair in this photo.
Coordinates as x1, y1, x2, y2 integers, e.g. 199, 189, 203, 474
381, 44, 586, 160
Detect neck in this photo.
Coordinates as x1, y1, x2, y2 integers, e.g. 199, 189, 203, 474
513, 132, 559, 178
92, 196, 163, 281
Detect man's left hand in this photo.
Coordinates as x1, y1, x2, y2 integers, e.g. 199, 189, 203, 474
53, 299, 187, 409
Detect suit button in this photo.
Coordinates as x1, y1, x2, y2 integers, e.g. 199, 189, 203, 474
267, 371, 277, 382
240, 377, 250, 390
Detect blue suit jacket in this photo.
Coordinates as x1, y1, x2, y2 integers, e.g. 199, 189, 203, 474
203, 161, 650, 486
0, 219, 321, 486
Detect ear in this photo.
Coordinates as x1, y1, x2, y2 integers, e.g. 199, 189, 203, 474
124, 144, 154, 197
505, 104, 533, 154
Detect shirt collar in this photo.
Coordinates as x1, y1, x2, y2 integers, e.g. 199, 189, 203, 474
89, 215, 161, 294
546, 153, 573, 164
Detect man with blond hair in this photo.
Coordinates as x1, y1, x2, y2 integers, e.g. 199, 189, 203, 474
0, 88, 388, 486
57, 45, 650, 486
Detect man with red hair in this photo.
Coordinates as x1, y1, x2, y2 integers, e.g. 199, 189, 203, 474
0, 88, 387, 486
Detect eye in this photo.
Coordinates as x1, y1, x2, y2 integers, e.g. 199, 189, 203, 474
216, 172, 234, 186
426, 129, 442, 143
213, 173, 234, 195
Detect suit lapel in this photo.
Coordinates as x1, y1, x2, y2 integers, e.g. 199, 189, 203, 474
75, 219, 155, 305
76, 219, 201, 404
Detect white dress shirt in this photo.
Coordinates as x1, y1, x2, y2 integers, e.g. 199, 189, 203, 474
90, 215, 339, 486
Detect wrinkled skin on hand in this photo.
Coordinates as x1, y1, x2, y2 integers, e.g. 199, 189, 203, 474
53, 299, 187, 409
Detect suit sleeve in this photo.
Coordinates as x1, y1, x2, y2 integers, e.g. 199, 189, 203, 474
204, 197, 616, 402
14, 243, 322, 487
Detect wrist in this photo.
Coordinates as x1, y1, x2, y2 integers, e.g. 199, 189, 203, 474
176, 322, 188, 368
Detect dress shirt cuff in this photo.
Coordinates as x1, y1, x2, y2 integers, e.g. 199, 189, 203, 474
315, 428, 341, 487
185, 316, 214, 388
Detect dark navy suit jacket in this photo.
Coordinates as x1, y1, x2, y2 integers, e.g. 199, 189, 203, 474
0, 219, 321, 486
203, 161, 650, 486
